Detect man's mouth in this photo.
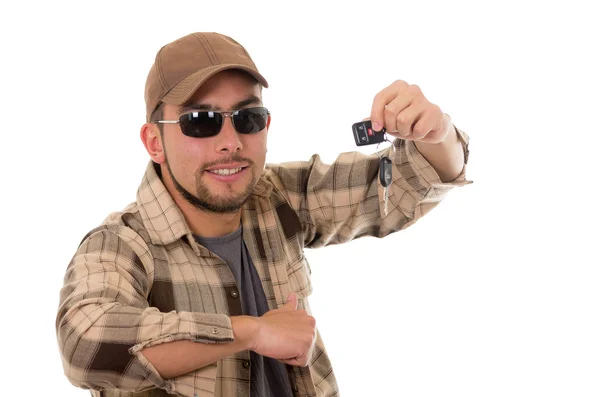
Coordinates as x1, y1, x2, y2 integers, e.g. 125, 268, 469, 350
207, 167, 245, 176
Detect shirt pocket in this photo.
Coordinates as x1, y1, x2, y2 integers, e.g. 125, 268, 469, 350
286, 254, 313, 299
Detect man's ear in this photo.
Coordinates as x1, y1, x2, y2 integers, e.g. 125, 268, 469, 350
140, 123, 165, 164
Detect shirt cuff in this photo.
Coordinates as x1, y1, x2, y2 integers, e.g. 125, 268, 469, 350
127, 311, 233, 396
393, 124, 473, 188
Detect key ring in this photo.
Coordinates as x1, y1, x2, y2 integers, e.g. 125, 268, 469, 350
376, 135, 396, 159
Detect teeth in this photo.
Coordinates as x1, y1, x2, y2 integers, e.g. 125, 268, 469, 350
209, 167, 243, 176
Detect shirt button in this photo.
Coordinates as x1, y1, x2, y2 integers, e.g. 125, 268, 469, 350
243, 360, 251, 369
230, 289, 239, 298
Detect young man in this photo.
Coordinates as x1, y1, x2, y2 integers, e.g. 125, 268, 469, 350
56, 32, 472, 397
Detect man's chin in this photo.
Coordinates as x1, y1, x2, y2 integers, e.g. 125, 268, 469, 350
194, 183, 256, 213
198, 195, 249, 213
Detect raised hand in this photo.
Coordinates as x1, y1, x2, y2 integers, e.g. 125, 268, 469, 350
370, 79, 452, 144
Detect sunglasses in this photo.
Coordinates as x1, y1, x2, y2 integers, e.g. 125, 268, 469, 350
153, 106, 270, 138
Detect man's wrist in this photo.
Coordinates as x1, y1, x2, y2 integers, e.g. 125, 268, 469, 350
413, 119, 465, 182
231, 315, 259, 351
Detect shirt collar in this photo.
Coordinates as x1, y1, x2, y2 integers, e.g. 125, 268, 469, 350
136, 161, 273, 247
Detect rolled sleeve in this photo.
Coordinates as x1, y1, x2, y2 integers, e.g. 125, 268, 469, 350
398, 125, 472, 188
377, 125, 472, 227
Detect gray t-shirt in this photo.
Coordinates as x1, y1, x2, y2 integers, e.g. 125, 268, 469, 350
195, 227, 293, 397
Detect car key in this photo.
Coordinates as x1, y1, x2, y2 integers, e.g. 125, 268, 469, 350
379, 156, 392, 215
352, 120, 386, 146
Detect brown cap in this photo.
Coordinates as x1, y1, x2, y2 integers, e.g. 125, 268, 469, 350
144, 32, 269, 121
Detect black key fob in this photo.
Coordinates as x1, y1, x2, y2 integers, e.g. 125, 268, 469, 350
379, 156, 393, 187
352, 120, 386, 146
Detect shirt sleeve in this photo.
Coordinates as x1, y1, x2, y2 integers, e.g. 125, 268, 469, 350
56, 226, 233, 395
264, 125, 472, 248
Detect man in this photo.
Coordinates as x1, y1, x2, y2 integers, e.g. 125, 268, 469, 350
56, 32, 472, 397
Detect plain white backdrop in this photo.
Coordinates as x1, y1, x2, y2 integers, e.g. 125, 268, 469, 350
1, 0, 599, 396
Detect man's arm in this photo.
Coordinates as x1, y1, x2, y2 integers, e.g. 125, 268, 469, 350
141, 294, 317, 379
140, 316, 254, 379
263, 141, 469, 250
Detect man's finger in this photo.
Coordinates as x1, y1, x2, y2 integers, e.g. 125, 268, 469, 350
411, 107, 441, 140
370, 80, 409, 131
394, 101, 426, 137
382, 95, 413, 135
282, 292, 298, 310
280, 355, 307, 367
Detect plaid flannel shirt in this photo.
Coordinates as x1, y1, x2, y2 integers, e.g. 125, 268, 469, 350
56, 129, 472, 397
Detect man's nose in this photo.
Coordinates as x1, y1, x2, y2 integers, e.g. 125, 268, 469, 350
215, 116, 243, 153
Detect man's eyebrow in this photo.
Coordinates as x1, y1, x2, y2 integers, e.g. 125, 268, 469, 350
179, 95, 262, 114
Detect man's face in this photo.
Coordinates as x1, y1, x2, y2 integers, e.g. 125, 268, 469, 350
159, 70, 269, 213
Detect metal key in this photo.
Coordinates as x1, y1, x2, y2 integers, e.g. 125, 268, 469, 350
379, 156, 392, 215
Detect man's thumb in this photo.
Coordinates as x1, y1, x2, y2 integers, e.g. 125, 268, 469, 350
283, 292, 298, 310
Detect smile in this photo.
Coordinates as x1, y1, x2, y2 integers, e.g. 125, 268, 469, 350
207, 167, 244, 176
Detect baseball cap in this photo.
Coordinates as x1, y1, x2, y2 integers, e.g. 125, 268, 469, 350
144, 32, 269, 121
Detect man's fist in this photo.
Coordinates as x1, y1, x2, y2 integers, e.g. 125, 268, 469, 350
369, 79, 451, 144
250, 292, 317, 367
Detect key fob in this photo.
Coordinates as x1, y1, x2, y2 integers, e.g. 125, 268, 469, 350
379, 156, 393, 187
352, 120, 386, 146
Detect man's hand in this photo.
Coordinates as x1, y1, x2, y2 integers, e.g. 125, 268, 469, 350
369, 79, 452, 144
250, 292, 317, 367
366, 79, 467, 182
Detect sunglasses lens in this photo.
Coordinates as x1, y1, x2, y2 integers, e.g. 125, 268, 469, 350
233, 107, 269, 134
179, 111, 223, 137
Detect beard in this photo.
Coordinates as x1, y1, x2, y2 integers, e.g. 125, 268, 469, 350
164, 151, 257, 214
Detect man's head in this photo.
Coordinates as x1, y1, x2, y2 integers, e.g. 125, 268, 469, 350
140, 33, 270, 214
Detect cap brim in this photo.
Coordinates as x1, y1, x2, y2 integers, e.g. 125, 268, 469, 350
162, 64, 269, 106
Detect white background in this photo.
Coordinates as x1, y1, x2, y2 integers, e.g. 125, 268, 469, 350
1, 0, 599, 396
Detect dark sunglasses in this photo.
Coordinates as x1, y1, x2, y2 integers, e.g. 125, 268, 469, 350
153, 106, 270, 138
